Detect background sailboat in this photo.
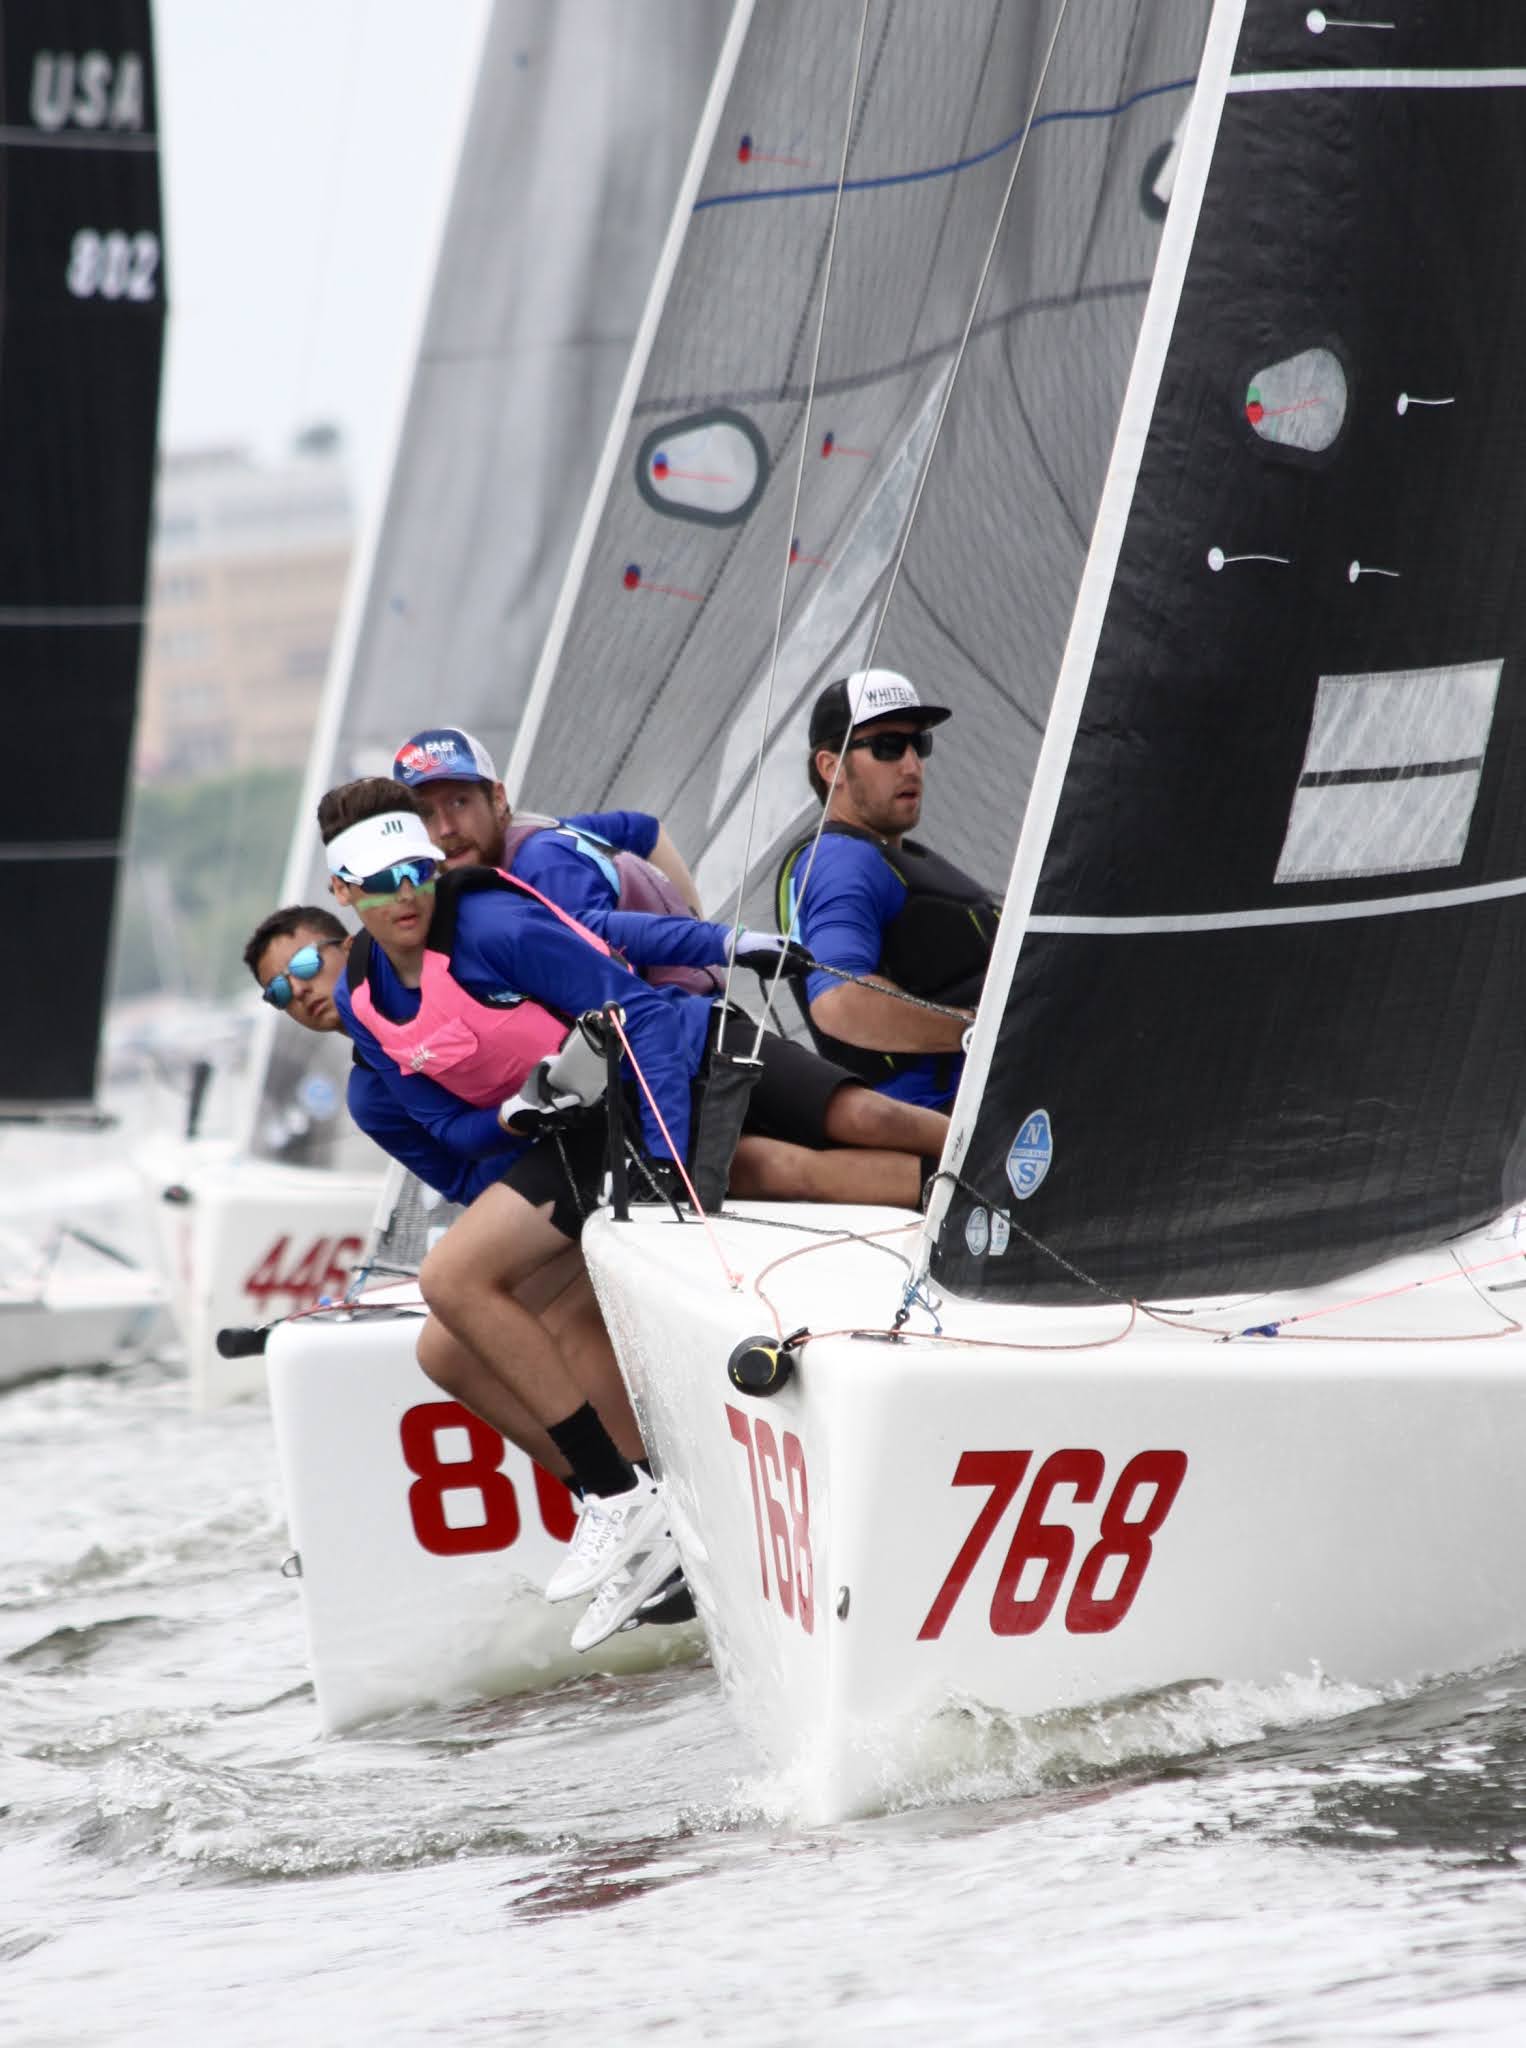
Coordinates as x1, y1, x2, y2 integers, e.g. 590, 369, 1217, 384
153, 0, 728, 1404
1, 3, 169, 1379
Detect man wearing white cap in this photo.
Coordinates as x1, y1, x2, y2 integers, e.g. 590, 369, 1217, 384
775, 669, 1000, 1111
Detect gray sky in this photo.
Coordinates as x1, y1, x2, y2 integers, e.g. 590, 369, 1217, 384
155, 0, 490, 514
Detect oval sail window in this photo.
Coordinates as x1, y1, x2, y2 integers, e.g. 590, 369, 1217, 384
1243, 346, 1348, 455
635, 408, 768, 526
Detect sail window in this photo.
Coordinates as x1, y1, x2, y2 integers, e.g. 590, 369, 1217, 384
1274, 661, 1501, 884
635, 409, 768, 526
1243, 345, 1348, 455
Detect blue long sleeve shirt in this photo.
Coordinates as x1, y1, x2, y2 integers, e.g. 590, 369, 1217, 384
337, 885, 715, 1161
789, 832, 961, 1110
345, 1059, 522, 1204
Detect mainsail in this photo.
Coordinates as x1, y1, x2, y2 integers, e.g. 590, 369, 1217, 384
935, 0, 1526, 1300
508, 0, 1209, 934
247, 0, 727, 1162
1, 6, 166, 1114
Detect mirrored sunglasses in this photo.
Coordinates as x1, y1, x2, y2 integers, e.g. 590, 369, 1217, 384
347, 856, 439, 907
847, 728, 933, 763
262, 938, 342, 1010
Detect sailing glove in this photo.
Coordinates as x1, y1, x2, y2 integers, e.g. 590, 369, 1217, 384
498, 1055, 601, 1137
725, 928, 817, 976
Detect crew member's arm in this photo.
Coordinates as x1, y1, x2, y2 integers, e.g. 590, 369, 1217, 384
797, 839, 971, 1054
346, 1063, 524, 1203
511, 833, 734, 968
458, 897, 698, 1161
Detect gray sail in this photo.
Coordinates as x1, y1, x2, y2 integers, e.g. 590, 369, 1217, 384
509, 0, 1209, 935
248, 0, 727, 1162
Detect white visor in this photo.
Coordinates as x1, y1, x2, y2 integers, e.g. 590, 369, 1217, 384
325, 810, 438, 880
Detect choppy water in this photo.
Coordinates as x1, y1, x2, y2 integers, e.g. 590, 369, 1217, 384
6, 1102, 1526, 2043
6, 1357, 1526, 2047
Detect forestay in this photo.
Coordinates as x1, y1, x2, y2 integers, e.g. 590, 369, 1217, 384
934, 0, 1526, 1302
247, 0, 725, 1164
509, 0, 1209, 932
1, 5, 165, 1114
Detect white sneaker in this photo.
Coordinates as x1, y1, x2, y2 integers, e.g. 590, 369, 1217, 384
571, 1532, 683, 1652
543, 1477, 666, 1603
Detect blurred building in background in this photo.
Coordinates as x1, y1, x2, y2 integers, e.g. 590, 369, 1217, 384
136, 426, 353, 783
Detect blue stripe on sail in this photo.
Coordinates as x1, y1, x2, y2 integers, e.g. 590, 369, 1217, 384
693, 75, 1196, 212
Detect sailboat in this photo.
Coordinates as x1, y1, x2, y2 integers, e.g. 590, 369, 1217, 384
264, 0, 1206, 1730
1, 5, 169, 1382
528, 0, 1526, 1819
150, 0, 728, 1408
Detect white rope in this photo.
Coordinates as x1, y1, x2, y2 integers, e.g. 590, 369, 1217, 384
756, 0, 1076, 1055
718, 0, 875, 1053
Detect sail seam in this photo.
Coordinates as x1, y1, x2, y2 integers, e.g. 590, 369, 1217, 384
0, 127, 158, 151
692, 73, 1195, 210
1028, 875, 1526, 935
1229, 69, 1526, 94
1299, 758, 1483, 788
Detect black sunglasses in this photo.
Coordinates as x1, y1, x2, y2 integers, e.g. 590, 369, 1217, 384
846, 729, 933, 763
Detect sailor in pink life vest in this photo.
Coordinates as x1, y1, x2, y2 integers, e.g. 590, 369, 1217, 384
323, 776, 953, 1647
393, 725, 720, 992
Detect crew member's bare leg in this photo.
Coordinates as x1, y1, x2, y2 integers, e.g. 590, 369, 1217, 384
822, 1087, 949, 1159
729, 1134, 922, 1208
416, 1315, 570, 1476
417, 1184, 646, 1491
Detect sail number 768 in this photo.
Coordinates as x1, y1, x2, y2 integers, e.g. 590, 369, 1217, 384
918, 1448, 1187, 1640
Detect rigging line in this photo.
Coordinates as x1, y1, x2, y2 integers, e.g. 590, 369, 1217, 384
605, 1007, 743, 1291
720, 0, 874, 1057
762, 0, 1076, 1046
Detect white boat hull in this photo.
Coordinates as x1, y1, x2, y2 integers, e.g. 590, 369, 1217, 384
138, 1138, 382, 1407
266, 1297, 702, 1733
0, 1287, 163, 1388
584, 1201, 1526, 1820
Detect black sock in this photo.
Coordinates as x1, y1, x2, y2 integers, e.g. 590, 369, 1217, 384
546, 1403, 637, 1500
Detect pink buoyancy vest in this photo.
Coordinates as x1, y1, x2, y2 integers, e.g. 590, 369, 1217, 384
501, 816, 723, 996
347, 869, 610, 1107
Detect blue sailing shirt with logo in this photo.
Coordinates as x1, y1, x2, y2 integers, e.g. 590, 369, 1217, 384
789, 832, 961, 1110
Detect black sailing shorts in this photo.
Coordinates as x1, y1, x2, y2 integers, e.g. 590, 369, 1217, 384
497, 1013, 857, 1240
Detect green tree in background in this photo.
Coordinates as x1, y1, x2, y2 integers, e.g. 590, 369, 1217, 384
110, 766, 305, 1004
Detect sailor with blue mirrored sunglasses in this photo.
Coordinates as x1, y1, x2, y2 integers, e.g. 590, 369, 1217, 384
337, 856, 440, 908
261, 938, 345, 1010
325, 810, 442, 906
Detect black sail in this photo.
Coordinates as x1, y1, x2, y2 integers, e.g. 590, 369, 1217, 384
0, 5, 166, 1112
936, 2, 1526, 1302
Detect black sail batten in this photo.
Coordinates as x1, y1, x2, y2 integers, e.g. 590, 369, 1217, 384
0, 6, 166, 1113
934, 3, 1526, 1303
